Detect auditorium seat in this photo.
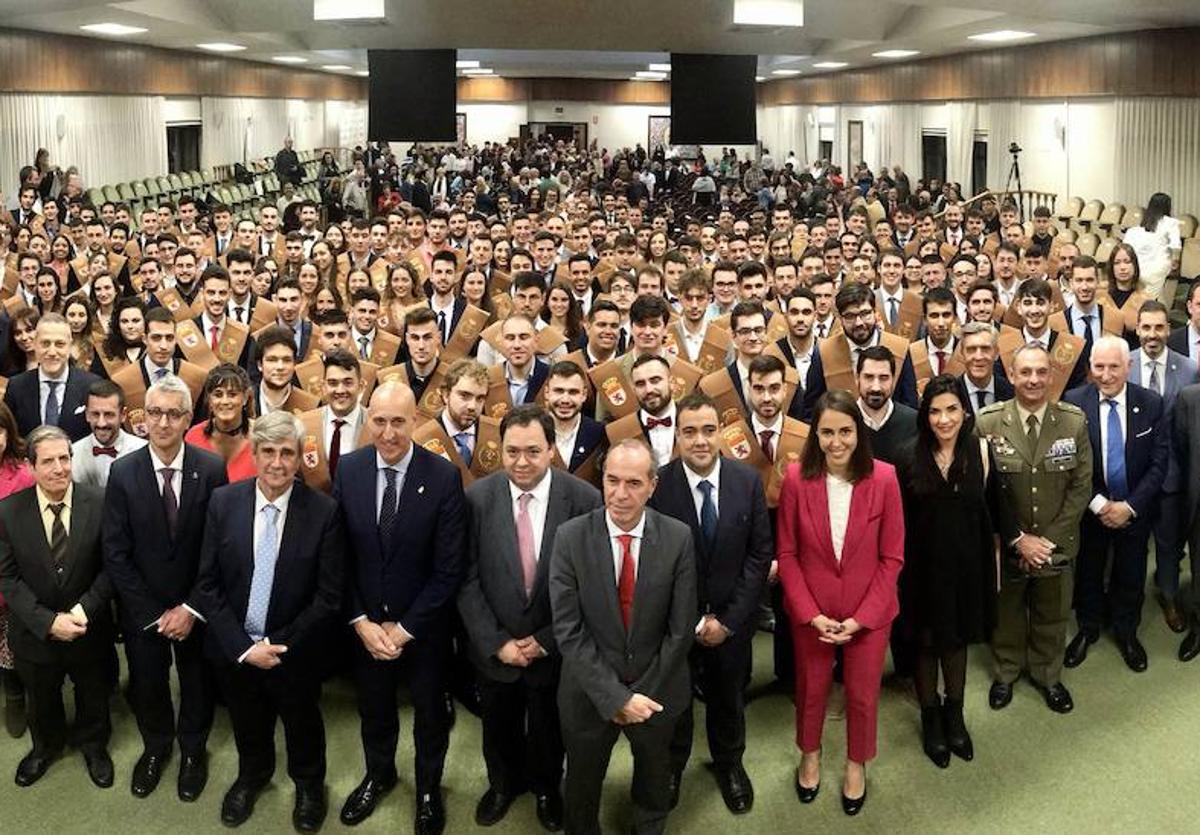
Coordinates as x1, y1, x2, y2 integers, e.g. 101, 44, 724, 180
1119, 206, 1143, 231
1057, 196, 1084, 226
1094, 237, 1118, 266
1076, 199, 1104, 233
1097, 202, 1124, 235
1179, 213, 1198, 239
1075, 232, 1100, 257
1053, 229, 1077, 245
1183, 238, 1200, 279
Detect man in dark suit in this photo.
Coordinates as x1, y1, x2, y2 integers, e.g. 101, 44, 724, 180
0, 426, 114, 788
550, 438, 697, 835
650, 393, 772, 815
1175, 382, 1200, 661
336, 382, 466, 835
273, 278, 314, 361
4, 313, 99, 441
774, 288, 820, 419
856, 346, 917, 466
459, 405, 602, 830
1062, 337, 1168, 673
544, 361, 605, 474
499, 314, 550, 406
103, 375, 228, 800
1167, 282, 1200, 366
192, 411, 344, 832
958, 322, 1014, 416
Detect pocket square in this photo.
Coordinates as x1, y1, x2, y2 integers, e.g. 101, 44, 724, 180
74, 405, 86, 415
1135, 428, 1152, 438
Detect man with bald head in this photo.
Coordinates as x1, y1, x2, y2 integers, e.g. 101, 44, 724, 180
334, 383, 466, 835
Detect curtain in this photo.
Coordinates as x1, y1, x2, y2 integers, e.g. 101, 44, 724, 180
875, 103, 922, 183
201, 97, 291, 169
1113, 97, 1200, 216
0, 93, 167, 196
985, 100, 1023, 193
946, 101, 978, 194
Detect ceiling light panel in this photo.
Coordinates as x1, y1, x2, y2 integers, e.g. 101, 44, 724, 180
734, 0, 804, 27
80, 23, 147, 36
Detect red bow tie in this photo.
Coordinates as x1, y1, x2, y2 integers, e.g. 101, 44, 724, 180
93, 446, 117, 458
645, 416, 673, 430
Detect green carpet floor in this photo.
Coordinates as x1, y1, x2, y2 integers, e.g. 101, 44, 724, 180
1, 598, 1197, 834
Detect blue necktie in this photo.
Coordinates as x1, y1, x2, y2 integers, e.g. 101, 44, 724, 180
1105, 399, 1127, 500
454, 432, 473, 466
44, 380, 61, 426
378, 467, 399, 543
698, 479, 718, 550
244, 503, 280, 642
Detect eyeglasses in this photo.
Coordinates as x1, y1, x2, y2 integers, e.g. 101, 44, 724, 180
842, 309, 876, 322
735, 326, 767, 338
145, 407, 188, 423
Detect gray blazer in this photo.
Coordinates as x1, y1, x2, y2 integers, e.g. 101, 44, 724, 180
550, 507, 697, 725
1130, 347, 1197, 413
458, 469, 602, 685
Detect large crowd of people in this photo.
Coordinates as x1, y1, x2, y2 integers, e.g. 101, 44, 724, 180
0, 133, 1194, 834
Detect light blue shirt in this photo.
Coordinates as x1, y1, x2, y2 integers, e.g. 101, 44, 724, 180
1070, 304, 1099, 342
38, 367, 69, 424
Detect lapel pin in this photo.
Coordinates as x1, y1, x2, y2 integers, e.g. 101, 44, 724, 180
417, 485, 425, 494
1133, 406, 1140, 414
577, 446, 586, 454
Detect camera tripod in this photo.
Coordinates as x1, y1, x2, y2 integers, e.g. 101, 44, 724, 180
1003, 148, 1024, 221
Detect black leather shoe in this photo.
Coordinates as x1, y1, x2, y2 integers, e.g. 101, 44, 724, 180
535, 791, 563, 832
921, 705, 950, 768
474, 788, 516, 826
841, 769, 867, 817
83, 749, 114, 789
716, 763, 754, 814
339, 774, 397, 827
1180, 629, 1200, 663
414, 791, 446, 835
1162, 599, 1187, 633
1063, 630, 1098, 668
14, 751, 55, 786
942, 699, 974, 762
1034, 681, 1074, 714
221, 782, 262, 828
668, 770, 682, 810
178, 753, 208, 802
987, 680, 1013, 710
794, 766, 819, 804
1117, 634, 1148, 673
131, 751, 169, 797
293, 784, 328, 833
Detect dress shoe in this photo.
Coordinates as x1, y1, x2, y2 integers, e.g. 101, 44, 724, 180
293, 783, 328, 833
1162, 599, 1187, 634
131, 751, 169, 797
715, 763, 754, 814
942, 699, 974, 762
221, 781, 262, 828
668, 770, 682, 809
1117, 634, 1148, 673
987, 680, 1013, 710
535, 791, 564, 832
339, 774, 397, 826
178, 753, 208, 802
794, 766, 819, 804
920, 705, 950, 768
1063, 629, 1098, 668
1034, 681, 1074, 714
414, 791, 446, 835
14, 751, 55, 786
841, 768, 867, 816
474, 788, 516, 826
1179, 629, 1200, 663
83, 749, 114, 789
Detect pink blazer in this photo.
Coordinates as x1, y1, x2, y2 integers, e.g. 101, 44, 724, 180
776, 460, 905, 631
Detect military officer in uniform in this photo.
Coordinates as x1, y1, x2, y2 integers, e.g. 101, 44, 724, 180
975, 343, 1091, 715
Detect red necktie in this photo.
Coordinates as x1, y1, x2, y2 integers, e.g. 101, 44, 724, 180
617, 533, 635, 629
759, 430, 775, 462
935, 350, 946, 375
329, 419, 345, 477
209, 325, 219, 351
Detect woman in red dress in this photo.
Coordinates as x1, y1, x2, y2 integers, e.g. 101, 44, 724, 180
184, 363, 256, 482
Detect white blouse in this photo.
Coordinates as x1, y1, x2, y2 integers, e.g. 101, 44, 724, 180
1123, 217, 1182, 275
826, 473, 854, 564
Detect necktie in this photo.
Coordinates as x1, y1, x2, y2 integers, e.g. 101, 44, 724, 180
887, 297, 898, 326
817, 322, 827, 339
759, 429, 775, 462
48, 502, 67, 578
1105, 399, 1128, 500
234, 306, 244, 323
209, 325, 219, 351
1081, 313, 1095, 350
645, 415, 673, 429
359, 336, 370, 359
976, 389, 989, 409
698, 480, 718, 550
378, 467, 399, 543
1026, 413, 1039, 451
154, 367, 168, 381
1148, 361, 1162, 396
516, 493, 537, 598
935, 350, 946, 375
329, 419, 345, 478
454, 432, 473, 466
93, 446, 117, 458
617, 533, 635, 629
160, 467, 178, 538
436, 311, 448, 343
44, 380, 60, 426
244, 503, 281, 642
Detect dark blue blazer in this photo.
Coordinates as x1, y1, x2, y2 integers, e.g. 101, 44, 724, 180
568, 415, 606, 471
803, 342, 919, 416
958, 372, 1015, 417
333, 443, 466, 640
1167, 325, 1195, 359
1063, 381, 1168, 523
724, 360, 805, 422
520, 359, 550, 405
774, 337, 822, 420
4, 365, 99, 441
193, 479, 345, 664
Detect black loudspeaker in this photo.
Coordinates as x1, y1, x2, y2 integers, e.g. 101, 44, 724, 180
669, 53, 758, 145
367, 49, 456, 141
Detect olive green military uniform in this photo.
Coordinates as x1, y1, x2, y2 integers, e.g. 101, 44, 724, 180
976, 398, 1092, 687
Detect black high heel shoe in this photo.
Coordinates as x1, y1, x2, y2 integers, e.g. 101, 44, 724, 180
921, 703, 951, 768
943, 698, 974, 761
794, 764, 819, 804
841, 767, 867, 816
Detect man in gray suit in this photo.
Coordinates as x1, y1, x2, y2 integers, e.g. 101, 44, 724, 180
459, 405, 602, 832
1174, 382, 1200, 660
550, 438, 697, 835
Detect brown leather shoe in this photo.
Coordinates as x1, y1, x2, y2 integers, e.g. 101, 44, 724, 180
1162, 601, 1187, 634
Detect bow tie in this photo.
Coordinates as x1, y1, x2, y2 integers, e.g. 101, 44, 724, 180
645, 416, 673, 429
93, 446, 117, 458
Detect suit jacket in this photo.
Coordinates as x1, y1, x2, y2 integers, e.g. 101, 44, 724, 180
722, 360, 804, 422
334, 443, 466, 639
774, 336, 821, 419
4, 366, 99, 441
958, 373, 1015, 417
193, 479, 345, 665
1129, 347, 1196, 413
459, 469, 603, 684
803, 334, 919, 414
0, 484, 113, 664
1174, 384, 1200, 527
775, 461, 905, 629
517, 359, 551, 405
550, 507, 697, 724
1166, 325, 1198, 361
649, 457, 773, 636
1062, 382, 1168, 525
568, 416, 606, 472
102, 444, 228, 631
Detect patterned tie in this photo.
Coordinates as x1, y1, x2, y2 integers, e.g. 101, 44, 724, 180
244, 503, 280, 642
617, 533, 635, 629
44, 380, 61, 426
359, 336, 370, 359
378, 467, 399, 544
1105, 399, 1128, 500
160, 467, 178, 538
516, 493, 537, 598
759, 430, 775, 462
329, 419, 345, 478
698, 480, 718, 551
48, 502, 67, 578
1148, 361, 1162, 396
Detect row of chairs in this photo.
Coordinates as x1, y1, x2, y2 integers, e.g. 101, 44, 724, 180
1056, 197, 1200, 241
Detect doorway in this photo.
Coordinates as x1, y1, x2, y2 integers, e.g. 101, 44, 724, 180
167, 124, 201, 174
921, 132, 947, 185
527, 122, 588, 149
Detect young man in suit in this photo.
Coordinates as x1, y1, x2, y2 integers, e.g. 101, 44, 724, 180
1062, 336, 1168, 673
193, 411, 345, 832
349, 287, 401, 367
103, 375, 227, 800
650, 393, 773, 815
499, 315, 550, 407
459, 405, 603, 830
336, 383, 466, 835
4, 313, 100, 441
0, 426, 113, 789
549, 439, 697, 835
71, 380, 147, 488
544, 360, 605, 474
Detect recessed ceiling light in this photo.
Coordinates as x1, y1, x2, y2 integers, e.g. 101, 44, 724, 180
771, 69, 802, 76
733, 0, 804, 27
355, 70, 369, 76
322, 64, 351, 70
273, 56, 308, 64
456, 60, 480, 69
636, 71, 667, 80
812, 61, 848, 69
872, 49, 920, 58
968, 30, 1036, 42
313, 0, 384, 20
648, 63, 671, 72
462, 68, 493, 75
80, 23, 147, 36
197, 42, 246, 52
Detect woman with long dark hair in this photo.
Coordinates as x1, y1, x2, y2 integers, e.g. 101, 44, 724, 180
184, 363, 256, 482
1122, 192, 1182, 303
898, 374, 996, 769
1, 308, 39, 376
541, 281, 583, 345
95, 296, 147, 377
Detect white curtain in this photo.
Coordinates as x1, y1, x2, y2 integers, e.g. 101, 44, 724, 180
201, 97, 291, 169
1113, 97, 1200, 216
756, 104, 818, 167
326, 100, 368, 150
946, 101, 978, 193
985, 100, 1023, 193
0, 93, 167, 196
875, 103, 922, 182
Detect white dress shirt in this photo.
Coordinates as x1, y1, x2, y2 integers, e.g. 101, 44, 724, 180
1022, 327, 1050, 350
324, 404, 361, 460
926, 336, 956, 375
352, 327, 376, 360
682, 458, 721, 525
510, 470, 553, 563
1141, 353, 1166, 397
1089, 386, 1128, 514
641, 400, 677, 468
963, 375, 996, 410
857, 398, 895, 432
880, 289, 904, 326
555, 415, 581, 467
71, 429, 147, 488
826, 473, 853, 563
751, 413, 784, 454
38, 367, 70, 424
605, 510, 646, 583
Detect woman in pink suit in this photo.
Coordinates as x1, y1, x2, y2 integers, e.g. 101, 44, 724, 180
0, 402, 36, 738
777, 389, 905, 816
